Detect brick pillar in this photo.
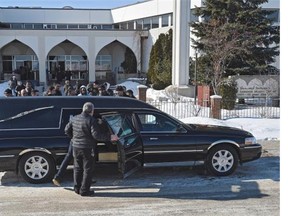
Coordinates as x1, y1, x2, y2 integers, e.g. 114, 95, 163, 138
210, 95, 222, 119
137, 85, 148, 102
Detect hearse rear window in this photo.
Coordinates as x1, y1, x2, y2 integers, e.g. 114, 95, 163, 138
0, 106, 60, 129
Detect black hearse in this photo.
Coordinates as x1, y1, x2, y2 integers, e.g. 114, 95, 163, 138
0, 96, 262, 184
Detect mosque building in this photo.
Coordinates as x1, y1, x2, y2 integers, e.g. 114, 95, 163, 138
0, 0, 279, 86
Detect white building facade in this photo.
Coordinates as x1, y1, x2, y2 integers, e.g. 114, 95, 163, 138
0, 0, 280, 86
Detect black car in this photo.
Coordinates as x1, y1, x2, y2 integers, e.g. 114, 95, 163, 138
0, 96, 262, 183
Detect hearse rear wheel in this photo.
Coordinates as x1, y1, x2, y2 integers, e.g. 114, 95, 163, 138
19, 152, 55, 184
206, 145, 238, 176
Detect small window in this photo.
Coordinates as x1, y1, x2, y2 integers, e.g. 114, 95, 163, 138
135, 19, 143, 30
143, 18, 151, 30
102, 25, 113, 30
79, 24, 88, 29
119, 23, 127, 30
68, 24, 78, 29
151, 16, 159, 29
127, 21, 135, 30
33, 24, 43, 29
92, 25, 102, 29
137, 113, 178, 132
162, 14, 169, 27
11, 23, 23, 29
24, 24, 33, 29
58, 24, 68, 29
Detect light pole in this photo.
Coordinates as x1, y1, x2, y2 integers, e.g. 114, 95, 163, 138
194, 50, 198, 105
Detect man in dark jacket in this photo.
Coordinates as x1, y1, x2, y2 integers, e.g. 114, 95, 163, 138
65, 102, 118, 196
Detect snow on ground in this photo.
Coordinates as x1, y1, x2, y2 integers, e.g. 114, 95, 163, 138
0, 80, 280, 141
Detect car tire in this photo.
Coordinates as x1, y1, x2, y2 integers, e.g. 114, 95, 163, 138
206, 145, 238, 176
19, 152, 56, 184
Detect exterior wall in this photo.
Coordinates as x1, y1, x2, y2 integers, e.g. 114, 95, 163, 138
0, 30, 140, 83
0, 0, 276, 24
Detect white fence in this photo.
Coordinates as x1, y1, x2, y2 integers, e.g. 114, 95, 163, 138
147, 98, 280, 120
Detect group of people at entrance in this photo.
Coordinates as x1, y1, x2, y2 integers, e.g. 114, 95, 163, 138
43, 80, 136, 98
3, 78, 136, 99
52, 102, 119, 196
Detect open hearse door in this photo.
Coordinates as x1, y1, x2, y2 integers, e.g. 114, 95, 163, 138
102, 112, 143, 178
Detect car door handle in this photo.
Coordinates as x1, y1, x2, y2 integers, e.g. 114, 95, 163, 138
150, 137, 158, 140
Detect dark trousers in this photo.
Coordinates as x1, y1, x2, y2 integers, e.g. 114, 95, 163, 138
73, 147, 94, 194
54, 143, 73, 180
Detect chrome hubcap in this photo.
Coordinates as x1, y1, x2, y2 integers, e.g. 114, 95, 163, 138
24, 156, 49, 179
212, 150, 234, 172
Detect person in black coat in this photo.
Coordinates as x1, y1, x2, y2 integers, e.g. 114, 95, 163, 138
64, 102, 118, 196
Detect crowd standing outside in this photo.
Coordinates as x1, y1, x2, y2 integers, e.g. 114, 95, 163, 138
2, 77, 138, 99
64, 102, 119, 196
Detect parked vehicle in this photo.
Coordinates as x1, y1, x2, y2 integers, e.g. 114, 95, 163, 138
0, 96, 262, 184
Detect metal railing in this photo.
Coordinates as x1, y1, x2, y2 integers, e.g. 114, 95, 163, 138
147, 98, 280, 120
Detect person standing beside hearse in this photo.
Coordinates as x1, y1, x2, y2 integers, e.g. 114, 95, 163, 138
64, 102, 118, 196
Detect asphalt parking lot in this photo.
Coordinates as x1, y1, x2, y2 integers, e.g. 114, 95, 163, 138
0, 140, 280, 216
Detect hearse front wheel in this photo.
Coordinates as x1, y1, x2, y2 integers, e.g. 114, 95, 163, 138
19, 152, 55, 184
206, 145, 238, 176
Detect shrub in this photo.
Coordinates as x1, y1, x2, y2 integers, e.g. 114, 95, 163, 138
219, 78, 238, 110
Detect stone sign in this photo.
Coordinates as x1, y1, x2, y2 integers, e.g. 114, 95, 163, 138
232, 75, 279, 98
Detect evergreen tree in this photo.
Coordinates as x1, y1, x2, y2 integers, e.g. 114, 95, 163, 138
147, 29, 173, 89
191, 0, 279, 94
121, 47, 137, 74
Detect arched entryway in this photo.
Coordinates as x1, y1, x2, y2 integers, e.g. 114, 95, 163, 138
0, 39, 39, 83
46, 39, 88, 84
96, 40, 137, 84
